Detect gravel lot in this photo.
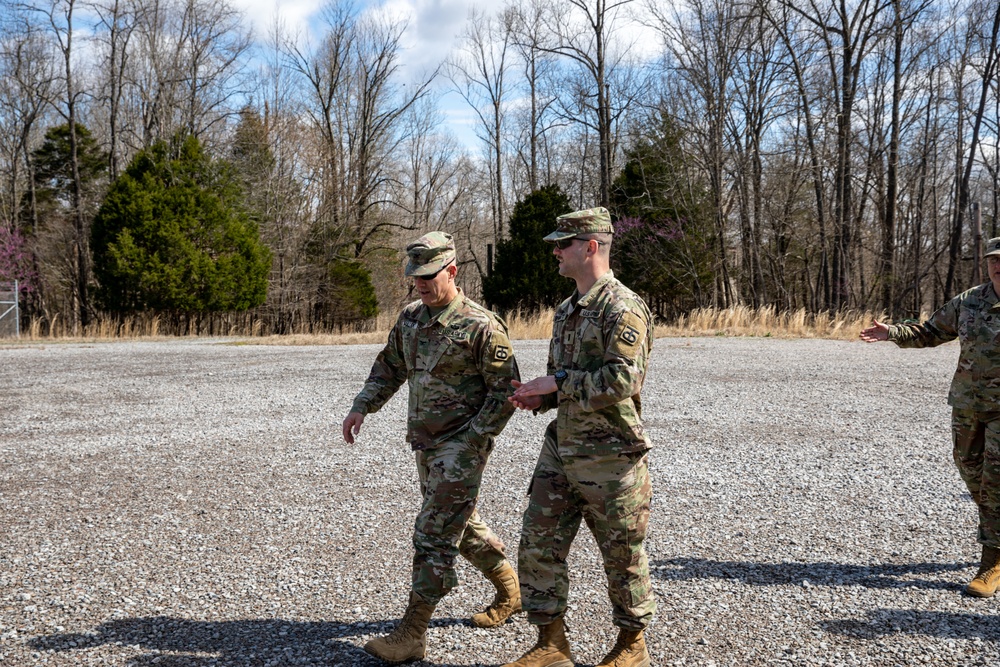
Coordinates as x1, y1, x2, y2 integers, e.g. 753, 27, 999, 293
1, 336, 998, 666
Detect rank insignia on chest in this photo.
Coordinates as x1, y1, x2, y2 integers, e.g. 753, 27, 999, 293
494, 345, 509, 360
563, 331, 576, 345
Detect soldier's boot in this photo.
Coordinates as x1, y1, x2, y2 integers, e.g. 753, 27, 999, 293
471, 561, 522, 628
966, 545, 1000, 598
364, 591, 436, 664
501, 617, 575, 667
596, 628, 650, 667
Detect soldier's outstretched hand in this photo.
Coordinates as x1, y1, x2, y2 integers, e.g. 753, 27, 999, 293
343, 411, 365, 444
859, 319, 890, 343
509, 379, 545, 411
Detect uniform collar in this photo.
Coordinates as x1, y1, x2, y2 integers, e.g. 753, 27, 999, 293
420, 288, 465, 327
575, 270, 615, 308
985, 282, 1000, 307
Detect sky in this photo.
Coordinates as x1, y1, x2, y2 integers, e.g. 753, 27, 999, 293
225, 0, 663, 152
231, 0, 483, 148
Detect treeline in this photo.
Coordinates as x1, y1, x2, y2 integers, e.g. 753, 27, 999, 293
1, 0, 999, 335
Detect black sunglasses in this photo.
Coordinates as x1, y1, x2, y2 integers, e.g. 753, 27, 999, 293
554, 236, 606, 250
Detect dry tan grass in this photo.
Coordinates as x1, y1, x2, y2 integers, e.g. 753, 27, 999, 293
506, 308, 555, 340
7, 305, 913, 345
656, 305, 897, 340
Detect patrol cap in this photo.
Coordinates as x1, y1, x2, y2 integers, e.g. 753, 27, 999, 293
405, 231, 456, 278
543, 207, 614, 242
986, 237, 1000, 259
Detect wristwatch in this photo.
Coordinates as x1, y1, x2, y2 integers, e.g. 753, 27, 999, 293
553, 369, 568, 389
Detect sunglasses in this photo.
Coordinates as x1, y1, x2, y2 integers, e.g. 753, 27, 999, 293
554, 237, 606, 250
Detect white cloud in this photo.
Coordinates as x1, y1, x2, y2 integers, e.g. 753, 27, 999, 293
231, 0, 475, 77
229, 0, 326, 41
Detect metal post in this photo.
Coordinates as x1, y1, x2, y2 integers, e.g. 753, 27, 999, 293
14, 280, 18, 339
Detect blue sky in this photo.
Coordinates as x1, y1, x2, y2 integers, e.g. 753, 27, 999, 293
234, 0, 483, 149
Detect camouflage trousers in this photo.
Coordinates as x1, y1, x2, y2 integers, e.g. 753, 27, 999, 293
412, 433, 509, 604
518, 421, 655, 630
952, 408, 1000, 548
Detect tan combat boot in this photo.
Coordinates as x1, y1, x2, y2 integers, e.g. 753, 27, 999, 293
501, 617, 575, 667
966, 545, 1000, 598
596, 628, 650, 667
364, 591, 435, 664
471, 561, 522, 628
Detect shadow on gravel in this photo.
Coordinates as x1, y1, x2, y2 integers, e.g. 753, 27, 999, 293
651, 558, 972, 591
823, 609, 1000, 642
28, 615, 481, 666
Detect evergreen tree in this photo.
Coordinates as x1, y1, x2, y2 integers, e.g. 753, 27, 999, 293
91, 135, 271, 314
316, 260, 379, 325
610, 111, 714, 316
482, 184, 572, 313
32, 123, 108, 211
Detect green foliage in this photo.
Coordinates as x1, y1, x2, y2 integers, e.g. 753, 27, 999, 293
32, 123, 109, 209
316, 260, 379, 324
482, 184, 573, 313
610, 111, 714, 317
91, 135, 271, 314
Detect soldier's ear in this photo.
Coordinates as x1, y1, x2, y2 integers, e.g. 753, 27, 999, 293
447, 263, 458, 280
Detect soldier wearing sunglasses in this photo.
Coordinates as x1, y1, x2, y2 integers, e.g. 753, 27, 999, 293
504, 208, 656, 667
342, 231, 522, 663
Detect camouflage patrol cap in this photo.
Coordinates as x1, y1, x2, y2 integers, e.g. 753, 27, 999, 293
986, 237, 1000, 258
405, 231, 456, 278
543, 207, 614, 242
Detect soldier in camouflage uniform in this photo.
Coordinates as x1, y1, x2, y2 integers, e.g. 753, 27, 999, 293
502, 208, 655, 667
860, 236, 1000, 598
341, 232, 522, 664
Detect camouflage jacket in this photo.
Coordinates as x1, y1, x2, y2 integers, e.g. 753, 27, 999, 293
350, 289, 519, 450
537, 270, 653, 455
888, 282, 1000, 410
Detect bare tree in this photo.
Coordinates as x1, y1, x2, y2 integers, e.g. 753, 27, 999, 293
26, 0, 95, 329
176, 0, 252, 140
783, 0, 894, 310
541, 0, 644, 207
510, 0, 559, 193
90, 0, 137, 178
945, 0, 1000, 296
649, 0, 746, 307
447, 6, 514, 241
0, 13, 55, 234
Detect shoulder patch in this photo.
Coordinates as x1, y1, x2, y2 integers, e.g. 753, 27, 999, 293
610, 311, 647, 359
485, 330, 514, 372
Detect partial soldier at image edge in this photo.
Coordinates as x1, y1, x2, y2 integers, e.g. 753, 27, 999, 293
860, 235, 1000, 598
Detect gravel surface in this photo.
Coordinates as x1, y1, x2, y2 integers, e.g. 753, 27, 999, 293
1, 336, 998, 666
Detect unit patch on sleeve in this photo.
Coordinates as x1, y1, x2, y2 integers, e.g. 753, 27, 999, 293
610, 311, 647, 359
485, 330, 514, 372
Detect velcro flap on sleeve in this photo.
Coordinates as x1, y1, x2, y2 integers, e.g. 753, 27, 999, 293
610, 311, 646, 359
486, 330, 513, 372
